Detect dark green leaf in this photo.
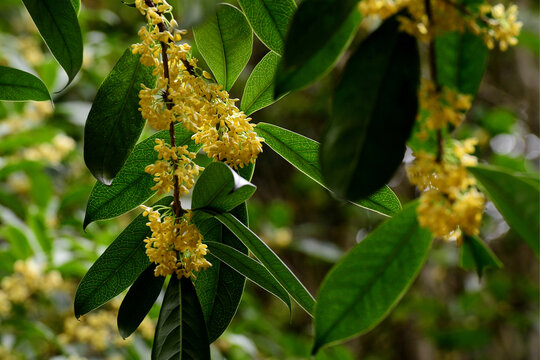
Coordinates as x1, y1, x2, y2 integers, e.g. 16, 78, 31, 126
312, 201, 432, 354
191, 161, 256, 213
255, 123, 401, 216
241, 52, 283, 115
237, 0, 296, 55
206, 241, 291, 311
214, 212, 316, 315
275, 7, 361, 96
435, 30, 488, 95
194, 204, 248, 343
320, 16, 420, 200
280, 0, 358, 80
152, 277, 210, 360
84, 49, 156, 185
468, 164, 540, 257
83, 125, 198, 229
0, 66, 50, 101
193, 4, 253, 91
459, 235, 503, 278
75, 197, 172, 318
21, 0, 83, 84
118, 264, 165, 339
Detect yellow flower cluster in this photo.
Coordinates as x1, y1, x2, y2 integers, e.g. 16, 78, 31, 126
476, 4, 522, 51
408, 139, 485, 241
132, 0, 263, 169
419, 79, 472, 132
358, 0, 521, 51
0, 260, 62, 315
145, 139, 201, 195
141, 206, 211, 278
22, 133, 76, 164
59, 298, 154, 353
60, 306, 126, 351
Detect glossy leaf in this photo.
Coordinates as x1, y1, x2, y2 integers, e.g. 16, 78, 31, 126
84, 49, 156, 185
435, 30, 488, 95
241, 52, 283, 115
237, 0, 296, 55
194, 204, 248, 343
206, 241, 291, 311
0, 66, 50, 101
193, 4, 252, 91
255, 123, 401, 216
21, 0, 83, 84
118, 264, 165, 339
152, 277, 210, 360
191, 161, 256, 213
279, 0, 358, 81
75, 197, 172, 318
275, 7, 361, 96
320, 16, 420, 200
312, 202, 432, 354
468, 165, 540, 257
83, 125, 198, 229
459, 235, 503, 278
214, 212, 316, 315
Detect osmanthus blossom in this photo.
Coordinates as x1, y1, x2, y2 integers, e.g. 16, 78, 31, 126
131, 0, 263, 278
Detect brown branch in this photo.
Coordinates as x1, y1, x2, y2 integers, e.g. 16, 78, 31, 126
143, 0, 188, 218
424, 0, 444, 163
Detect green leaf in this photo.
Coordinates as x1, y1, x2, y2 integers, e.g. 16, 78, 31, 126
206, 241, 291, 311
275, 7, 361, 97
75, 197, 172, 318
0, 127, 57, 154
0, 66, 50, 101
70, 0, 80, 14
21, 0, 83, 85
312, 201, 432, 354
279, 0, 358, 81
0, 226, 33, 260
193, 4, 253, 91
237, 0, 296, 55
459, 235, 503, 278
83, 125, 199, 229
28, 211, 52, 256
255, 123, 401, 216
118, 264, 165, 339
194, 204, 248, 343
27, 168, 53, 209
468, 164, 540, 257
191, 161, 256, 213
435, 30, 488, 95
152, 277, 210, 360
320, 16, 420, 201
84, 49, 156, 185
214, 212, 316, 315
241, 52, 283, 115
237, 160, 256, 182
